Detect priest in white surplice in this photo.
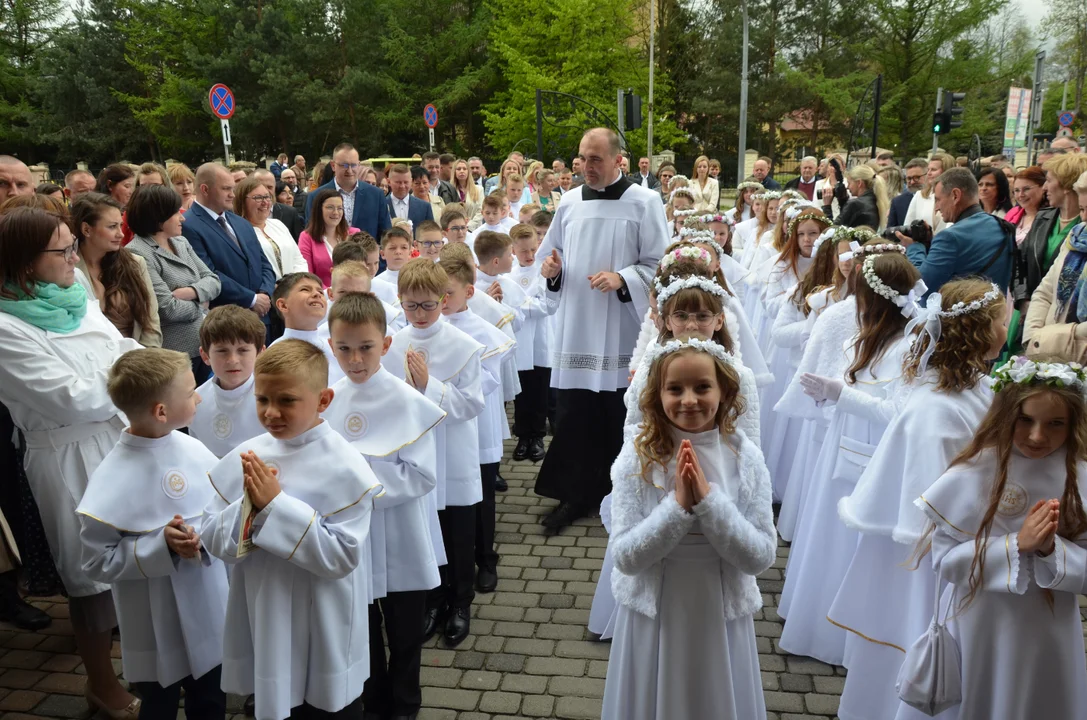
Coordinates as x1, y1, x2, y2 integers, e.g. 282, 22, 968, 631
534, 128, 668, 533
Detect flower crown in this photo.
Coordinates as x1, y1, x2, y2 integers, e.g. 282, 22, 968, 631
736, 181, 765, 193
754, 191, 782, 202
783, 201, 820, 221
780, 189, 806, 202
695, 213, 732, 227
659, 245, 711, 271
861, 255, 927, 317
642, 336, 739, 375
841, 240, 905, 261
678, 225, 726, 259
811, 227, 837, 258
670, 189, 696, 205
992, 356, 1087, 393
905, 283, 1004, 374
672, 207, 698, 218
786, 211, 832, 239
655, 274, 729, 306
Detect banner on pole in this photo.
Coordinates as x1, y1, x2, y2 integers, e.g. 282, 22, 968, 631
1002, 87, 1032, 158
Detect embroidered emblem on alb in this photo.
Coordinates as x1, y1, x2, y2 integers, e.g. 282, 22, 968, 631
996, 481, 1029, 518
212, 413, 232, 439
162, 469, 188, 499
344, 412, 369, 439
519, 276, 531, 288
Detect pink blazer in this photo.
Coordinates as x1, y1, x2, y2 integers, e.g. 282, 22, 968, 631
298, 227, 360, 287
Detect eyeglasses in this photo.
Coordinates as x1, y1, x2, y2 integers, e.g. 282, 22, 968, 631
336, 163, 361, 171
322, 205, 344, 214
43, 239, 79, 262
417, 241, 444, 249
447, 225, 468, 233
669, 310, 719, 326
401, 297, 444, 312
249, 194, 273, 204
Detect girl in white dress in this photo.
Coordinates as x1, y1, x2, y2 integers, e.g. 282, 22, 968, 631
913, 358, 1087, 720
724, 181, 763, 230
733, 196, 763, 265
763, 220, 841, 497
602, 337, 776, 720
831, 278, 1006, 720
778, 250, 922, 665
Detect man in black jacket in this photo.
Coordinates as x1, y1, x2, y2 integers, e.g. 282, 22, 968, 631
752, 156, 781, 190
628, 156, 661, 190
887, 158, 927, 227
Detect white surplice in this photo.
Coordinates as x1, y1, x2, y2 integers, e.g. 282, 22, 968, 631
272, 327, 344, 386
0, 298, 141, 597
324, 367, 445, 597
916, 448, 1087, 720
535, 177, 668, 392
201, 422, 382, 720
383, 318, 485, 508
78, 431, 228, 686
191, 375, 265, 459
370, 269, 400, 308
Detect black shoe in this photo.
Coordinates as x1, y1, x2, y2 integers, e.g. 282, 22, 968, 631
0, 572, 50, 631
495, 474, 508, 492
512, 437, 530, 461
541, 502, 587, 532
423, 606, 446, 642
443, 607, 471, 647
476, 566, 498, 593
527, 437, 546, 463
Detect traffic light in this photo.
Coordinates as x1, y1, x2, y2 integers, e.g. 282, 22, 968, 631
623, 90, 643, 130
946, 92, 965, 131
933, 111, 947, 135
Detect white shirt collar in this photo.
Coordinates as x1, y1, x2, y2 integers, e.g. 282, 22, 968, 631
193, 199, 225, 222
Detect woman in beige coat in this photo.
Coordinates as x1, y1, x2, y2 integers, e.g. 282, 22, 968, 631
688, 154, 720, 212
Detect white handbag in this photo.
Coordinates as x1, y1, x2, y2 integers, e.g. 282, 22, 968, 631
895, 574, 962, 716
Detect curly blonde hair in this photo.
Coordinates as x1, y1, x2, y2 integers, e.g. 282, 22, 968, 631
902, 278, 1005, 392
635, 347, 746, 483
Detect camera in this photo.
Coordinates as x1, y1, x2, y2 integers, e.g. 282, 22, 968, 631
881, 219, 932, 248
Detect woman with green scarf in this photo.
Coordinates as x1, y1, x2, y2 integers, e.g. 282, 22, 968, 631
0, 207, 143, 719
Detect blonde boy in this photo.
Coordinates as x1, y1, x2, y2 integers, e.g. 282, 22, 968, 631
370, 227, 414, 306
518, 202, 541, 225
322, 261, 402, 335
78, 348, 227, 718
381, 259, 485, 648
202, 340, 382, 720
504, 174, 525, 217
192, 306, 267, 458
414, 219, 445, 260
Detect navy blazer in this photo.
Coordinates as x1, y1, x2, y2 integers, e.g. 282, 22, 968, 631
887, 190, 914, 228
181, 203, 275, 323
386, 194, 435, 227
304, 180, 391, 241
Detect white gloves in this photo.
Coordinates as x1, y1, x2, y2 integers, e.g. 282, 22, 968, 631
800, 373, 843, 404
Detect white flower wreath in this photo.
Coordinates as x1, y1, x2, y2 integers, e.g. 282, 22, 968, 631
659, 245, 712, 270
861, 255, 926, 317
754, 191, 782, 202
905, 283, 1004, 374
655, 274, 729, 306
736, 181, 765, 193
992, 356, 1087, 393
678, 226, 726, 259
811, 227, 837, 258
786, 210, 832, 240
642, 336, 740, 375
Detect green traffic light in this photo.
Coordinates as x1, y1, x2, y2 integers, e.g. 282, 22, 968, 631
934, 124, 941, 133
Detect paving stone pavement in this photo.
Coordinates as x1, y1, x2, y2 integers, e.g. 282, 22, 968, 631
0, 432, 844, 720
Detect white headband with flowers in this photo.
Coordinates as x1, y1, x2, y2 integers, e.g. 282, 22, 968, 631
642, 336, 740, 375
992, 356, 1087, 393
659, 245, 712, 270
905, 283, 1003, 374
655, 275, 730, 306
860, 255, 927, 317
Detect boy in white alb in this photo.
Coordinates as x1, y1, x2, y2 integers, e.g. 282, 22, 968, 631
437, 252, 515, 596
414, 219, 445, 261
370, 226, 414, 307
318, 259, 402, 336
269, 272, 344, 386
191, 305, 267, 458
505, 176, 526, 218
473, 229, 528, 407
78, 348, 228, 719
323, 293, 446, 720
467, 193, 515, 247
381, 258, 485, 649
507, 223, 556, 462
201, 340, 383, 720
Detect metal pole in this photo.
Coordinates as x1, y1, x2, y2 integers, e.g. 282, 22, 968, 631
737, 0, 749, 182
932, 87, 943, 154
871, 74, 882, 160
1063, 79, 1069, 111
535, 90, 544, 162
1027, 51, 1046, 166
617, 88, 626, 152
647, 0, 654, 168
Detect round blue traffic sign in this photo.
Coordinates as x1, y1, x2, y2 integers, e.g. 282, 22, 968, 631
424, 104, 439, 129
209, 84, 235, 120
1061, 111, 1076, 127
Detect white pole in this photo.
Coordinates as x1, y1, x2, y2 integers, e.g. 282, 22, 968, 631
737, 0, 749, 182
647, 0, 655, 167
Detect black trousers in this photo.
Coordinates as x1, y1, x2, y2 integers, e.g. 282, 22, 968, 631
363, 590, 427, 716
475, 463, 499, 572
288, 694, 362, 720
429, 505, 475, 610
534, 388, 626, 508
513, 367, 550, 439
134, 665, 225, 720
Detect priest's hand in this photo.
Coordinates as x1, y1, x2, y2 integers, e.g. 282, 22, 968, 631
165, 515, 200, 559
1019, 498, 1059, 555
243, 451, 281, 512
406, 351, 429, 391
487, 281, 503, 302
588, 271, 623, 292
541, 249, 562, 279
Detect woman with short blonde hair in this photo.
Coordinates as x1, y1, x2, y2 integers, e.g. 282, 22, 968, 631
167, 163, 195, 210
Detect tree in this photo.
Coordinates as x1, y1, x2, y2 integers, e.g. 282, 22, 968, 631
0, 0, 63, 156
